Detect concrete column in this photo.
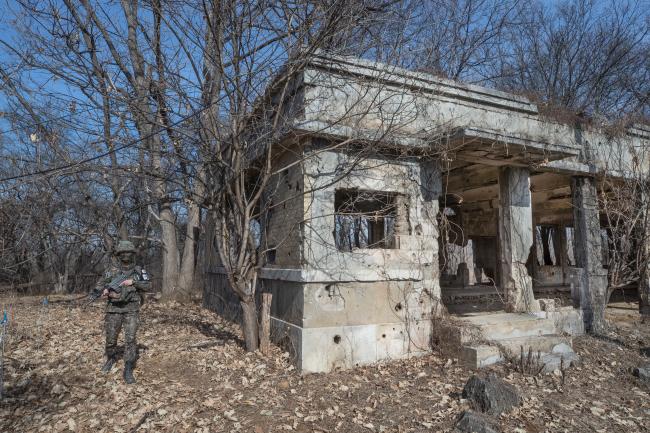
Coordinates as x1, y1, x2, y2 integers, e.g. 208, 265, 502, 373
419, 158, 443, 314
571, 177, 607, 333
498, 167, 539, 312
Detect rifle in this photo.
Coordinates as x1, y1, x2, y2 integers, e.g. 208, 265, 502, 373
83, 271, 130, 308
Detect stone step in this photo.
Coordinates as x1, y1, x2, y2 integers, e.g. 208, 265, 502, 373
455, 312, 556, 343
461, 335, 573, 369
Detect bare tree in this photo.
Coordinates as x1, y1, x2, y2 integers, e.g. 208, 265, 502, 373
497, 0, 649, 118
403, 0, 526, 83
598, 138, 650, 316
198, 0, 409, 351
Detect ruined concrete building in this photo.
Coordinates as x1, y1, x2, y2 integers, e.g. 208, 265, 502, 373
204, 54, 650, 373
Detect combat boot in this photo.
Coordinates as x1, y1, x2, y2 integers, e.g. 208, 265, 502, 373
100, 357, 115, 373
123, 362, 136, 384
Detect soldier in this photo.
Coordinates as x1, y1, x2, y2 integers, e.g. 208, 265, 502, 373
96, 240, 151, 384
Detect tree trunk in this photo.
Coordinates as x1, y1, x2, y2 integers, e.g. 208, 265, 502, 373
240, 296, 259, 352
178, 201, 201, 298
160, 204, 180, 298
640, 210, 650, 316
260, 290, 272, 354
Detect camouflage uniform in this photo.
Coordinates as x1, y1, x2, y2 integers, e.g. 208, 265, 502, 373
96, 241, 151, 383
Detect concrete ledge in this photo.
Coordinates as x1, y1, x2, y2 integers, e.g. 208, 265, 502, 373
306, 54, 539, 114
462, 345, 503, 369
208, 266, 432, 283
532, 307, 585, 335
458, 313, 556, 342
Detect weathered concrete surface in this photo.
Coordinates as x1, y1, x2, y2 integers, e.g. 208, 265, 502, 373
271, 316, 431, 373
294, 54, 650, 176
455, 311, 577, 368
571, 177, 608, 333
261, 148, 444, 373
533, 307, 585, 335
498, 167, 539, 312
302, 150, 440, 284
456, 313, 555, 342
462, 334, 572, 369
462, 374, 521, 415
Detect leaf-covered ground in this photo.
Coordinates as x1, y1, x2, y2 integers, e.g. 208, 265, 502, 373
0, 296, 649, 433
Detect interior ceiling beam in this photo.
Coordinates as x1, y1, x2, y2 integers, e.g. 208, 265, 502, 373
444, 164, 498, 192
530, 172, 572, 192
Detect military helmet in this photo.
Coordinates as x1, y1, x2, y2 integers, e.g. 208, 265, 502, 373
114, 240, 136, 255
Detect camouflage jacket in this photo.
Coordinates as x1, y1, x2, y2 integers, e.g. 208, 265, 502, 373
95, 264, 152, 313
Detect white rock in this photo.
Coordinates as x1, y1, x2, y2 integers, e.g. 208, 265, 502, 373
551, 343, 574, 354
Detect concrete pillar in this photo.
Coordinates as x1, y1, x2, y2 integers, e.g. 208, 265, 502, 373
419, 158, 443, 314
571, 177, 607, 333
498, 167, 539, 312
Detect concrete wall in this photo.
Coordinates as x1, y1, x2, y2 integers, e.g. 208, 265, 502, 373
302, 148, 440, 282
263, 149, 305, 268
266, 145, 443, 372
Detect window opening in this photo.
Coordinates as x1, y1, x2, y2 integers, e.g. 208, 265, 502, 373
334, 189, 398, 251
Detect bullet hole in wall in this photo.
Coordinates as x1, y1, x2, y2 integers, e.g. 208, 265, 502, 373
394, 302, 403, 312
333, 335, 341, 344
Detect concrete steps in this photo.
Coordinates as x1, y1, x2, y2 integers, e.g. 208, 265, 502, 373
451, 312, 557, 344
461, 335, 573, 368
452, 312, 576, 369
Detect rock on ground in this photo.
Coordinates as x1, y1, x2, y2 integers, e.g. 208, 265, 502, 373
454, 410, 500, 433
541, 351, 580, 373
633, 364, 650, 382
462, 373, 521, 415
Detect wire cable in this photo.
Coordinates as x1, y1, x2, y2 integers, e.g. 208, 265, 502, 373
0, 104, 211, 184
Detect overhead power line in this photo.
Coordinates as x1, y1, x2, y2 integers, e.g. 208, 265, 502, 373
0, 104, 210, 184
0, 105, 97, 136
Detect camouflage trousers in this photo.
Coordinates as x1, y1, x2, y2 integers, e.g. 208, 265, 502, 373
105, 311, 139, 364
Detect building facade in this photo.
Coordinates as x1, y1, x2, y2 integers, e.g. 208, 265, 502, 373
204, 54, 650, 373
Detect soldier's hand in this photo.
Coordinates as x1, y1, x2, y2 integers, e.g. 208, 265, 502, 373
120, 279, 134, 287
101, 289, 109, 298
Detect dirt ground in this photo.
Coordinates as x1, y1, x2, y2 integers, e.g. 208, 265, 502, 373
0, 296, 649, 433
